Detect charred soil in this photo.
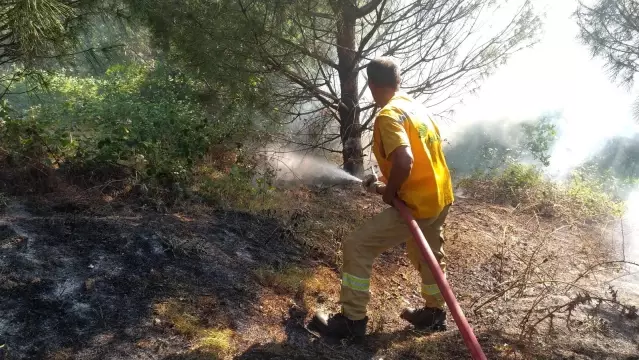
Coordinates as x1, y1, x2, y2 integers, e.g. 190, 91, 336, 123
0, 184, 637, 359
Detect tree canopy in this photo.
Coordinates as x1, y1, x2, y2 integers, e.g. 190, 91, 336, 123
127, 0, 542, 175
1, 0, 543, 177
576, 0, 639, 86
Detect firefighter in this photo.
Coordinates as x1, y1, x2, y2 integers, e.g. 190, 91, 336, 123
310, 57, 455, 341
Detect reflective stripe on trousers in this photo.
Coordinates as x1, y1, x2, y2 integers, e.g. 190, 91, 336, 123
342, 272, 370, 292
339, 206, 450, 320
421, 283, 440, 296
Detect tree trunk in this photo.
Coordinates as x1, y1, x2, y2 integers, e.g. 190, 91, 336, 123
336, 7, 364, 177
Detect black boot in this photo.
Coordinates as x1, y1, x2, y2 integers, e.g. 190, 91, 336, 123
0, 338, 7, 360
310, 311, 368, 341
400, 307, 447, 331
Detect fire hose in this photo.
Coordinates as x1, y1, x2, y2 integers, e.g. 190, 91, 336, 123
393, 198, 487, 360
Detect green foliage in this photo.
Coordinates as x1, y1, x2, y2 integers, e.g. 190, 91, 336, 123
2, 0, 77, 62
458, 163, 549, 207
498, 163, 544, 196
125, 0, 276, 113
576, 0, 639, 86
1, 63, 258, 186
199, 165, 276, 210
446, 113, 559, 177
0, 1, 130, 98
128, 0, 541, 175
521, 115, 557, 167
566, 167, 626, 217
459, 162, 624, 220
579, 134, 639, 198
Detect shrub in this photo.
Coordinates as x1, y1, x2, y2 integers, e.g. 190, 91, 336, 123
497, 163, 544, 200
1, 63, 262, 190
567, 168, 625, 217
198, 163, 276, 210
458, 162, 624, 220
458, 163, 550, 206
446, 114, 559, 177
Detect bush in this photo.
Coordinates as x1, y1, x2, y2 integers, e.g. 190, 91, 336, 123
198, 163, 275, 210
459, 162, 624, 220
459, 163, 550, 206
498, 163, 544, 199
1, 63, 260, 189
446, 114, 559, 177
567, 167, 625, 217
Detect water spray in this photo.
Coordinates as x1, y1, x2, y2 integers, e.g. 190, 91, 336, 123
263, 149, 363, 186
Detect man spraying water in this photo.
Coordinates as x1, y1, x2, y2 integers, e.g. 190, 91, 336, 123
310, 57, 455, 340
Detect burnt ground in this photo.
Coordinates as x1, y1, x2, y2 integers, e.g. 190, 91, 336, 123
0, 186, 638, 359
0, 200, 306, 359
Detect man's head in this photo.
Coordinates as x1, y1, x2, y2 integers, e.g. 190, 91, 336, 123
367, 57, 401, 106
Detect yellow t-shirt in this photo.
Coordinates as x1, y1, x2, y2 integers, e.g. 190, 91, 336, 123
372, 93, 454, 218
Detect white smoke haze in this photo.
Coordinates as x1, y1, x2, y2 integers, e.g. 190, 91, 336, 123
616, 190, 639, 296
265, 0, 639, 295
441, 0, 639, 299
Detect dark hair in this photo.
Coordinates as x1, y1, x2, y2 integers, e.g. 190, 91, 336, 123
366, 57, 401, 88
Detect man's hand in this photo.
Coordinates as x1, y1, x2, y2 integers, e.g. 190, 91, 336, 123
362, 174, 382, 194
382, 186, 395, 206
362, 174, 377, 188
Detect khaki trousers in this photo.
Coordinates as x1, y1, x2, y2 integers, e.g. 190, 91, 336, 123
340, 205, 450, 320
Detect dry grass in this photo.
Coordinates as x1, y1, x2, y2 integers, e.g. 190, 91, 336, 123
440, 191, 638, 357
153, 299, 202, 336
254, 266, 313, 294
0, 192, 7, 210
153, 298, 236, 359
45, 348, 74, 360
241, 180, 636, 357
457, 164, 624, 222
2, 154, 636, 359
194, 328, 234, 356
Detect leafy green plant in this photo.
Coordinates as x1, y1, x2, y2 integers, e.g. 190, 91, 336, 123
458, 162, 624, 220
499, 163, 543, 193
521, 115, 557, 167
567, 168, 625, 217
1, 63, 260, 189
199, 164, 275, 210
446, 113, 559, 178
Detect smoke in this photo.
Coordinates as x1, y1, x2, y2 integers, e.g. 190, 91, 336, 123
443, 107, 639, 296
623, 190, 639, 262
443, 113, 559, 177
613, 189, 639, 296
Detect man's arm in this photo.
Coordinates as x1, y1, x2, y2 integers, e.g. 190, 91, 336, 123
381, 145, 414, 205
372, 114, 413, 204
